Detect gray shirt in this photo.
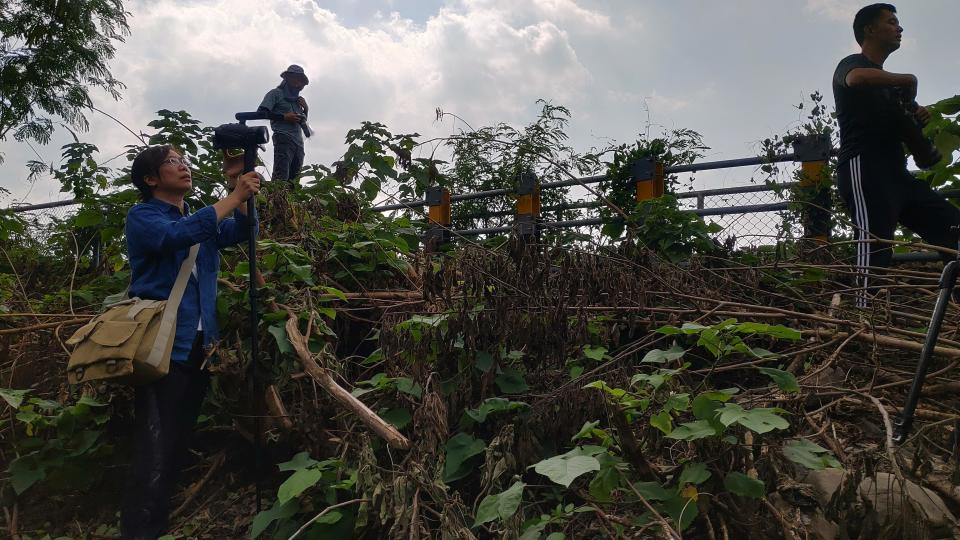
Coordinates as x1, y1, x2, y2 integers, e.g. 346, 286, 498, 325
259, 87, 307, 147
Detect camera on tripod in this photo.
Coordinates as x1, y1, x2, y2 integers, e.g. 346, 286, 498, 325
212, 112, 271, 175
213, 113, 270, 150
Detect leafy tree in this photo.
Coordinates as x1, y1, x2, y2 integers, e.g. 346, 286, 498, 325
0, 0, 129, 161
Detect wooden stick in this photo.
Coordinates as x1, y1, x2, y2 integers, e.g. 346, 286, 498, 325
285, 310, 410, 449
0, 318, 89, 335
264, 384, 294, 432
800, 329, 960, 359
288, 499, 367, 540
171, 453, 225, 519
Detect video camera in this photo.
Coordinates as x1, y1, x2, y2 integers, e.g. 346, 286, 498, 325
212, 112, 271, 174
894, 92, 943, 170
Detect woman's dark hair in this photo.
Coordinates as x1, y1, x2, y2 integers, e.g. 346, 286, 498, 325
130, 145, 174, 201
854, 3, 896, 45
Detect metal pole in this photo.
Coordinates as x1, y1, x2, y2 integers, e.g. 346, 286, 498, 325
241, 145, 263, 512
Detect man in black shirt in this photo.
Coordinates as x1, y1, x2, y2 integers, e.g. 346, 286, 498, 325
833, 3, 957, 307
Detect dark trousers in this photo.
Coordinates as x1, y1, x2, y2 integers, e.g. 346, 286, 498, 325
121, 334, 210, 540
271, 133, 304, 183
837, 152, 960, 306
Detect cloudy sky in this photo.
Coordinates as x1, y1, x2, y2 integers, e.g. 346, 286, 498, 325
2, 0, 958, 205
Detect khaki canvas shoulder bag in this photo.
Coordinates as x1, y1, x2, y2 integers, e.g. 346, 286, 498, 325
65, 244, 200, 386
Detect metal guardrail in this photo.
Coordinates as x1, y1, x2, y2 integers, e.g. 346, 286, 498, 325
369, 153, 807, 213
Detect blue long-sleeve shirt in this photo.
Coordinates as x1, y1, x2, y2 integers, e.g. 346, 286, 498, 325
125, 198, 258, 362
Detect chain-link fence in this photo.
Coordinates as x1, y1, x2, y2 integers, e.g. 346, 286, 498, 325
9, 200, 81, 249
7, 182, 819, 251
677, 184, 801, 248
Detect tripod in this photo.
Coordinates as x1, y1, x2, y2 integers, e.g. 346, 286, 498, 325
894, 227, 960, 445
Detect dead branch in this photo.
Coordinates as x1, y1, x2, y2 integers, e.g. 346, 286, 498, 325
284, 309, 410, 449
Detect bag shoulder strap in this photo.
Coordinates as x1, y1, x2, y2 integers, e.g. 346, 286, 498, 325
145, 244, 200, 368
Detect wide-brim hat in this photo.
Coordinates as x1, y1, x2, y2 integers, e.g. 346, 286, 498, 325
281, 64, 309, 84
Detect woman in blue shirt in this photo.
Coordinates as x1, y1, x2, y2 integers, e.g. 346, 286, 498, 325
121, 144, 259, 539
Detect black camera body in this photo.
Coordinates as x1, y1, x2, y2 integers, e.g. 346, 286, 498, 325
212, 112, 271, 174
213, 123, 269, 150
894, 94, 943, 170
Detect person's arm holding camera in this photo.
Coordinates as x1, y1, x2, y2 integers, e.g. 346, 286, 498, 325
844, 68, 930, 124
215, 171, 260, 248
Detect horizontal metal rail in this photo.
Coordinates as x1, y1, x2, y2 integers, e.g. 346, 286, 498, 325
370, 153, 804, 212
451, 201, 790, 237
8, 199, 79, 213
665, 153, 799, 174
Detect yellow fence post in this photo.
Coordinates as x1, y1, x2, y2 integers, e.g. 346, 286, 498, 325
515, 170, 541, 244
425, 186, 451, 251
793, 134, 833, 244
633, 158, 664, 202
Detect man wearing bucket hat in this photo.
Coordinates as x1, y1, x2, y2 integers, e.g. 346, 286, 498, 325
257, 64, 311, 183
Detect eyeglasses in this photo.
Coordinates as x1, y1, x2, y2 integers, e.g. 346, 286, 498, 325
161, 157, 191, 168
224, 148, 245, 158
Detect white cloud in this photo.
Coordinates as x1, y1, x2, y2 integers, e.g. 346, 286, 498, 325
2, 0, 602, 201
804, 0, 861, 21
4, 0, 956, 208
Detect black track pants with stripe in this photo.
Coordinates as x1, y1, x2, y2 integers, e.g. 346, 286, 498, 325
837, 153, 960, 305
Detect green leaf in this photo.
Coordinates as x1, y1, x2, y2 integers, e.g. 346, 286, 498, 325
757, 367, 800, 393
631, 372, 667, 390
495, 368, 529, 394
662, 493, 699, 531
718, 403, 789, 434
748, 347, 779, 359
475, 351, 494, 372
650, 411, 673, 434
655, 325, 682, 335
733, 322, 801, 340
75, 395, 107, 408
931, 94, 960, 115
381, 408, 412, 430
666, 420, 717, 441
642, 344, 686, 364
678, 462, 711, 486
681, 322, 710, 333
251, 499, 299, 539
464, 398, 529, 424
73, 207, 103, 227
9, 457, 45, 494
0, 388, 29, 409
395, 377, 423, 399
663, 393, 690, 413
532, 454, 601, 488
278, 468, 324, 503
935, 131, 960, 157
444, 433, 486, 483
474, 481, 525, 526
589, 458, 621, 502
267, 324, 292, 355
320, 286, 348, 301
583, 345, 607, 361
277, 452, 319, 473
313, 510, 343, 526
724, 472, 766, 499
287, 263, 315, 285
632, 481, 672, 501
572, 420, 601, 441
783, 439, 843, 470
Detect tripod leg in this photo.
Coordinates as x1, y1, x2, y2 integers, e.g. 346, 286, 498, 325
895, 261, 959, 443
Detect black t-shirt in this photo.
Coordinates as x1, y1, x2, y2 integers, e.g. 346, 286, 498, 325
832, 53, 904, 164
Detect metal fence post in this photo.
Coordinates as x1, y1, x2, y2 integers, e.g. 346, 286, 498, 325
633, 158, 665, 202
424, 186, 451, 251
515, 170, 540, 244
793, 134, 832, 243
